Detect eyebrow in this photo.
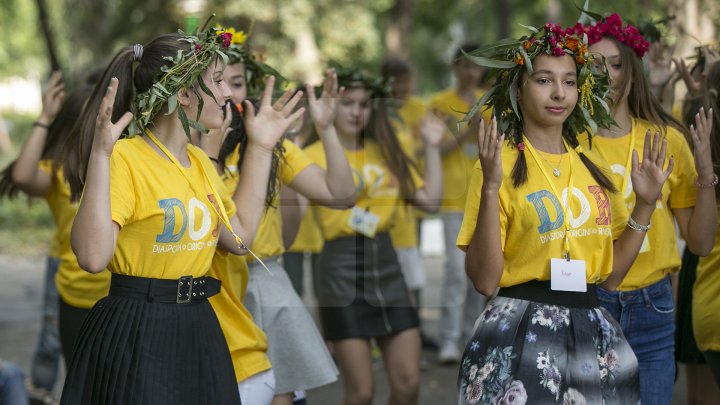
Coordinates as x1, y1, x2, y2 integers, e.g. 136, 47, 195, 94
531, 69, 577, 77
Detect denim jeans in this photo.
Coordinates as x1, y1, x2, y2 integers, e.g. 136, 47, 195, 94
598, 276, 676, 405
30, 257, 62, 391
0, 360, 29, 405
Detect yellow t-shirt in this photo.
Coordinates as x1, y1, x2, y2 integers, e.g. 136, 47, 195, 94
305, 139, 423, 242
693, 205, 720, 351
398, 96, 428, 145
39, 162, 110, 308
108, 137, 236, 278
456, 142, 628, 287
287, 208, 324, 253
583, 119, 697, 290
224, 139, 314, 260
430, 88, 491, 212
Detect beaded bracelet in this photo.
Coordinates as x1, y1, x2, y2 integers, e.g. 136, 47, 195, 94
33, 121, 49, 129
695, 174, 719, 189
627, 215, 651, 232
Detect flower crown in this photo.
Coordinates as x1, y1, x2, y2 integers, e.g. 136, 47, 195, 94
129, 17, 231, 139
333, 64, 394, 104
463, 23, 613, 143
567, 13, 650, 58
215, 25, 287, 99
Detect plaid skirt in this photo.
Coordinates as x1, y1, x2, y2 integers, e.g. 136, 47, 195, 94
458, 282, 640, 405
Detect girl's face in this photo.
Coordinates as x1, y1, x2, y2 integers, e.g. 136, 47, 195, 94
223, 62, 247, 104
185, 61, 232, 130
589, 38, 628, 105
335, 87, 371, 139
518, 53, 578, 129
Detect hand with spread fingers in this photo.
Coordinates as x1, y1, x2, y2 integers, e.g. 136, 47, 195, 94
674, 57, 704, 98
689, 106, 715, 182
307, 68, 343, 134
244, 76, 305, 151
419, 109, 446, 148
631, 130, 674, 206
477, 116, 504, 191
40, 71, 66, 124
93, 77, 133, 158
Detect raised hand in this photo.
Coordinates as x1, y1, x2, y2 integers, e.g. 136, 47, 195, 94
244, 76, 305, 151
420, 110, 446, 148
306, 69, 343, 133
201, 102, 233, 159
40, 71, 66, 123
631, 130, 674, 206
93, 77, 133, 157
477, 116, 504, 191
689, 106, 715, 180
673, 57, 703, 98
648, 42, 677, 91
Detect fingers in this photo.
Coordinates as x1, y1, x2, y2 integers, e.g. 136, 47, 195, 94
642, 129, 651, 163
323, 68, 338, 97
260, 76, 276, 108
286, 107, 306, 128
657, 137, 668, 168
115, 112, 134, 135
305, 83, 318, 107
663, 156, 675, 178
222, 103, 232, 129
272, 88, 294, 111
632, 149, 639, 173
280, 91, 304, 117
97, 78, 120, 127
243, 100, 255, 127
476, 118, 487, 153
650, 131, 660, 163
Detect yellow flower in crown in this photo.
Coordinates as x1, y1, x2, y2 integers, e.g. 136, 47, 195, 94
214, 26, 247, 46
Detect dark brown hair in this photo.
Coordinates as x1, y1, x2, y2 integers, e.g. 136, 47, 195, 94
682, 62, 720, 198
611, 38, 687, 135
0, 86, 93, 198
64, 34, 193, 201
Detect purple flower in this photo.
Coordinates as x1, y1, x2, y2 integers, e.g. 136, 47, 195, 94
526, 331, 537, 343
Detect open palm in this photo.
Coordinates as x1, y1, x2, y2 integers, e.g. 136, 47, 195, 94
244, 76, 305, 151
93, 77, 133, 157
631, 130, 674, 206
307, 69, 342, 132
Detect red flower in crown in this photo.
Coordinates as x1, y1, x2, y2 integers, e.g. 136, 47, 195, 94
219, 32, 232, 48
583, 13, 650, 58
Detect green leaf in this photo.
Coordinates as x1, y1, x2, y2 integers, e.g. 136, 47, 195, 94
518, 46, 533, 73
581, 107, 598, 134
459, 87, 494, 124
166, 94, 178, 115
177, 106, 192, 140
509, 72, 520, 120
192, 87, 205, 122
518, 23, 538, 34
576, 1, 602, 24
188, 118, 208, 135
462, 52, 516, 69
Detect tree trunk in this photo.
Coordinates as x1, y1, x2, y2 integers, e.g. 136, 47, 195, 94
385, 0, 414, 57
495, 0, 511, 39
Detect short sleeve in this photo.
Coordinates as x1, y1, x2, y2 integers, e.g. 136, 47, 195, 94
280, 140, 314, 185
109, 151, 136, 229
610, 188, 629, 240
667, 129, 698, 209
456, 160, 507, 251
38, 160, 53, 174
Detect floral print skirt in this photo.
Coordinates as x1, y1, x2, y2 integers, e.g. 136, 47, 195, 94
458, 294, 640, 405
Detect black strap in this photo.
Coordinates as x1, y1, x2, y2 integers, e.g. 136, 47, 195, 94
497, 281, 598, 308
109, 273, 221, 304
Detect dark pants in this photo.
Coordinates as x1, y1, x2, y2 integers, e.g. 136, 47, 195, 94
704, 351, 720, 389
58, 298, 90, 366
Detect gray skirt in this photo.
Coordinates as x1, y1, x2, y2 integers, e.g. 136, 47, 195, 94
245, 256, 338, 394
317, 233, 419, 341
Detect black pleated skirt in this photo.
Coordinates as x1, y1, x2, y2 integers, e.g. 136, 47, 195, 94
60, 275, 240, 405
317, 232, 419, 341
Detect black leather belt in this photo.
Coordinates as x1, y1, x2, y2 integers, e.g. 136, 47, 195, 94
109, 273, 221, 304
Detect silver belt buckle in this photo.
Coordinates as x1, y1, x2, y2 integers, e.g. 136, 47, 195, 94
176, 275, 193, 303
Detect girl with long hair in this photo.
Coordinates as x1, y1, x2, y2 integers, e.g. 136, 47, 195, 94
304, 66, 444, 405
456, 22, 671, 404
569, 14, 718, 404
60, 25, 303, 404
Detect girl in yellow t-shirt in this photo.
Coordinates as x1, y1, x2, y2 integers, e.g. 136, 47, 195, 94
304, 66, 444, 405
59, 29, 303, 405
681, 60, 720, 390
580, 14, 718, 404
0, 78, 111, 397
455, 24, 672, 404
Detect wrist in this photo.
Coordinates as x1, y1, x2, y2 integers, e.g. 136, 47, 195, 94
481, 184, 500, 196
630, 203, 654, 223
696, 173, 719, 189
246, 141, 275, 155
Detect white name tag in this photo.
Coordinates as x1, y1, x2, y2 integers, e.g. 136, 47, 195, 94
347, 206, 380, 238
550, 258, 587, 292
